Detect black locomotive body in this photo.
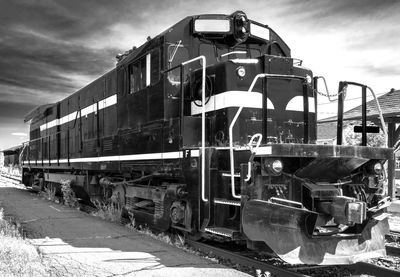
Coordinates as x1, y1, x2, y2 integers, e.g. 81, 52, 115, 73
21, 11, 392, 265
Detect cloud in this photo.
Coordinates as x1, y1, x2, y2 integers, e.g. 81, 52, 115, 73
0, 0, 399, 148
0, 101, 37, 119
11, 132, 27, 136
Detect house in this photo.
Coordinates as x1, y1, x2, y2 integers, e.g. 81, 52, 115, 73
318, 88, 400, 146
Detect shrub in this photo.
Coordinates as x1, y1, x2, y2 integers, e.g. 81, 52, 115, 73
60, 179, 78, 208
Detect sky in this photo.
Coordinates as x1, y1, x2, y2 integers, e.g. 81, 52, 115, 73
0, 0, 399, 150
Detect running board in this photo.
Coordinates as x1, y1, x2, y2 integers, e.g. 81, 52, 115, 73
205, 227, 241, 239
214, 198, 241, 206
221, 173, 240, 178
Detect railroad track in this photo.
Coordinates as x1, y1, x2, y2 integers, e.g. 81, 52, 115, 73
386, 244, 400, 256
386, 230, 400, 257
185, 239, 309, 277
186, 239, 400, 277
0, 173, 22, 184
349, 261, 400, 277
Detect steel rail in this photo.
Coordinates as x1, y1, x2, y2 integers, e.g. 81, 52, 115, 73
349, 261, 400, 277
386, 245, 400, 257
185, 239, 309, 277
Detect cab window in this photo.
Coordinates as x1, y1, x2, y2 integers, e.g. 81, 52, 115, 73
129, 48, 160, 93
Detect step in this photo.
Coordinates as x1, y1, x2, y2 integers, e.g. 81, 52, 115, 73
214, 198, 241, 206
204, 227, 241, 239
221, 173, 240, 178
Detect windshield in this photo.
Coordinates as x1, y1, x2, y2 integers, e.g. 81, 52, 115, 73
199, 43, 262, 65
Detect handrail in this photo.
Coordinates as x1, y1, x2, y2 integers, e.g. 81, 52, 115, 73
180, 56, 208, 202
244, 133, 263, 182
221, 51, 247, 58
21, 132, 61, 165
366, 86, 387, 147
229, 73, 307, 199
337, 81, 387, 147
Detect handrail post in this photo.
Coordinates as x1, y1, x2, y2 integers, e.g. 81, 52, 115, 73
361, 85, 367, 146
41, 137, 44, 166
229, 74, 265, 199
181, 56, 207, 202
180, 65, 184, 146
48, 135, 51, 165
336, 82, 345, 145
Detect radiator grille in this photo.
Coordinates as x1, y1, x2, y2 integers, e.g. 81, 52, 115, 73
103, 138, 113, 152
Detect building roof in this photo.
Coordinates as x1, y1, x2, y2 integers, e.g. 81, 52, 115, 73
1, 145, 22, 155
319, 88, 400, 123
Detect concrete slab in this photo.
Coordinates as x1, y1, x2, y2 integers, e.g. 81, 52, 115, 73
388, 200, 400, 232
388, 200, 400, 213
0, 186, 250, 277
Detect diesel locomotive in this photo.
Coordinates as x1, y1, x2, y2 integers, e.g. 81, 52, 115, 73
20, 11, 392, 265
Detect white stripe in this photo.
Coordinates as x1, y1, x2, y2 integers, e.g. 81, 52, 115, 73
40, 94, 117, 132
81, 104, 95, 117
230, 59, 259, 64
255, 146, 272, 155
22, 150, 200, 165
146, 53, 151, 86
60, 114, 69, 125
191, 91, 316, 115
191, 90, 274, 115
286, 96, 315, 113
99, 94, 117, 111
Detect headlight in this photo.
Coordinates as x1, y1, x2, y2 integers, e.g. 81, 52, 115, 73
306, 74, 312, 84
236, 66, 246, 78
373, 162, 383, 175
271, 160, 283, 174
264, 159, 283, 175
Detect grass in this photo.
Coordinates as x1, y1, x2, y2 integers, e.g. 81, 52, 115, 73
126, 221, 186, 248
0, 208, 50, 276
42, 185, 57, 202
124, 210, 186, 248
91, 199, 124, 222
89, 200, 187, 248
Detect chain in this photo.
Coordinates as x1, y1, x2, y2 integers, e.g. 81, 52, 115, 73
313, 76, 347, 100
314, 86, 347, 99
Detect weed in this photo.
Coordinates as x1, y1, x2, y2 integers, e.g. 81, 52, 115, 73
42, 185, 56, 202
91, 199, 123, 222
124, 210, 186, 248
60, 179, 78, 208
0, 208, 50, 276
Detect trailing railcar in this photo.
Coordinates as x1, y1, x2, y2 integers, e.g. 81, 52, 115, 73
21, 11, 392, 265
1, 145, 22, 176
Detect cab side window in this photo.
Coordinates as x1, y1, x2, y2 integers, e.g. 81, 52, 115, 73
130, 62, 140, 93
129, 48, 161, 94
151, 48, 160, 84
